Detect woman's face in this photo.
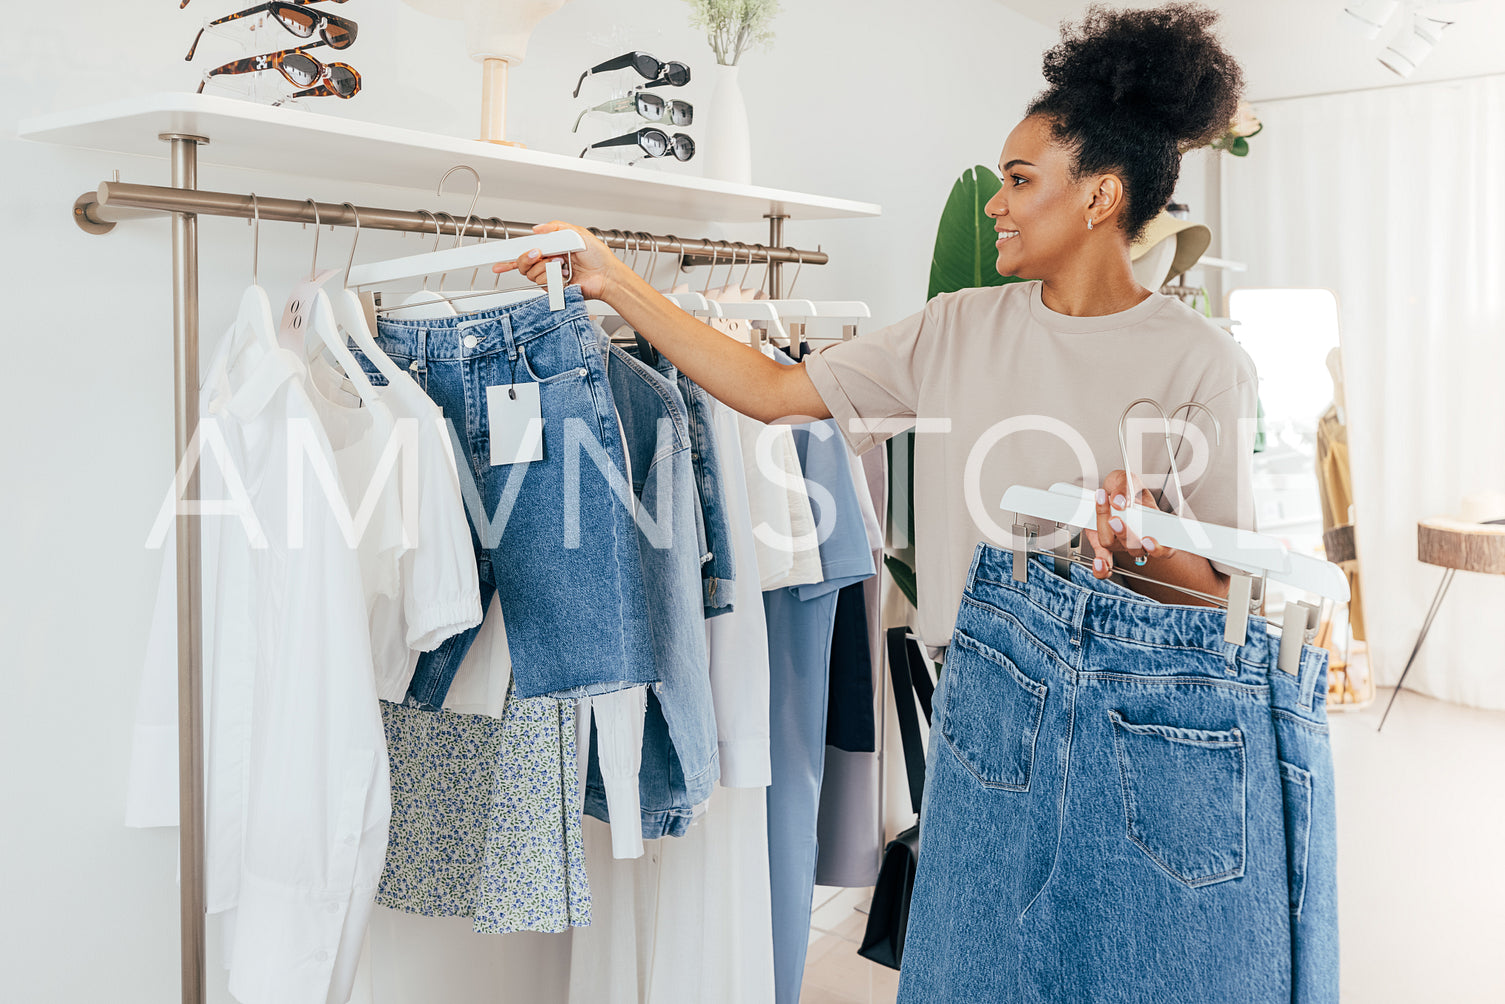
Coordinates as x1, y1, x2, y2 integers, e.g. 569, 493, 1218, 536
984, 115, 1098, 280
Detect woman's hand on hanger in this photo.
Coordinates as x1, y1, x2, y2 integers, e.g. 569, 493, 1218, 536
493, 221, 623, 301
1086, 469, 1229, 607
1086, 470, 1163, 574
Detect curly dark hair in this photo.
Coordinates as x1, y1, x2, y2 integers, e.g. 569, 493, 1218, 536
1026, 2, 1244, 243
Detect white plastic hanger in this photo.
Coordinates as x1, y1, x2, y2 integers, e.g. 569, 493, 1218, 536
347, 167, 584, 313
228, 193, 278, 357
286, 199, 385, 408
324, 202, 412, 388
999, 398, 1349, 652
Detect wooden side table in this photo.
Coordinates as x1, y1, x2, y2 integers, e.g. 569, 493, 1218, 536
1377, 517, 1505, 730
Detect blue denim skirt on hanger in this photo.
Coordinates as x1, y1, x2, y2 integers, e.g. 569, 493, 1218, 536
898, 545, 1338, 1004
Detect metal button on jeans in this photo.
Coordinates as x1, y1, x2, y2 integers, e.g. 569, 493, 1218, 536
463, 334, 479, 349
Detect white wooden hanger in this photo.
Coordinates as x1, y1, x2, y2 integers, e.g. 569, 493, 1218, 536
346, 167, 584, 313
803, 300, 871, 341
1000, 397, 1348, 655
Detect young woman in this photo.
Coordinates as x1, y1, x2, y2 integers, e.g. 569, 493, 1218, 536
504, 6, 1292, 1001
502, 4, 1256, 658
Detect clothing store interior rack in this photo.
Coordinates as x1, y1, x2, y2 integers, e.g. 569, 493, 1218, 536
20, 92, 882, 1004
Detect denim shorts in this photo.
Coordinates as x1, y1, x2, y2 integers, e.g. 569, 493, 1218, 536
899, 545, 1337, 1004
583, 343, 718, 838
653, 357, 737, 616
358, 287, 658, 703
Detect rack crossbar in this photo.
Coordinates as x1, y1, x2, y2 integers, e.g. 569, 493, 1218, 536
81, 182, 827, 269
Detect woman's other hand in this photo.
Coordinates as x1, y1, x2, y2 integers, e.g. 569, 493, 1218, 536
493, 221, 623, 301
1084, 469, 1173, 579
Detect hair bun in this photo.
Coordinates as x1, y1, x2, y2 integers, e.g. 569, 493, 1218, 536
1039, 3, 1243, 149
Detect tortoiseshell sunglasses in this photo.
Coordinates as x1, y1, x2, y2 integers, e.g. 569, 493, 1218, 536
196, 45, 361, 99
273, 65, 364, 105
185, 1, 357, 61
180, 0, 346, 9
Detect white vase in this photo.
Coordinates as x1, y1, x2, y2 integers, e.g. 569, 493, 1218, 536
704, 63, 752, 184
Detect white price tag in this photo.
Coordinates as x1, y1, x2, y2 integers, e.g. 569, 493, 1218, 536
278, 268, 342, 351
486, 383, 544, 466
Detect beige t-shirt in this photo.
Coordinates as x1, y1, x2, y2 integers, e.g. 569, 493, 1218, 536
803, 280, 1258, 650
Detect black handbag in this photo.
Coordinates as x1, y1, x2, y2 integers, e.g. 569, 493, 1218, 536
857, 627, 935, 971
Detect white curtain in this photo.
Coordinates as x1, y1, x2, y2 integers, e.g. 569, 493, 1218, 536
1224, 75, 1505, 708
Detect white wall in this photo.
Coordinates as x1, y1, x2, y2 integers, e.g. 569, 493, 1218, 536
0, 2, 1051, 1002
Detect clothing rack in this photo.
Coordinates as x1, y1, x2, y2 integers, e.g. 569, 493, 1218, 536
73, 136, 825, 1004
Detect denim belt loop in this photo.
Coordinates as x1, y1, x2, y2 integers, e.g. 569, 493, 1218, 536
1298, 648, 1320, 711
1222, 639, 1239, 674
968, 545, 986, 591
415, 328, 429, 373
500, 313, 519, 361
1069, 590, 1089, 647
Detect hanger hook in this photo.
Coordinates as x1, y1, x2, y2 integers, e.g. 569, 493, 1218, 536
437, 165, 482, 250
643, 232, 660, 290
1117, 398, 1174, 513
415, 210, 443, 289
738, 241, 755, 291
720, 241, 738, 293
492, 217, 507, 289
626, 231, 641, 275
672, 236, 687, 280
305, 198, 321, 279
248, 193, 261, 287
754, 244, 771, 296
701, 241, 720, 297
714, 240, 735, 294
470, 217, 490, 287
433, 211, 463, 292
783, 246, 805, 299
1161, 400, 1225, 514
341, 202, 361, 289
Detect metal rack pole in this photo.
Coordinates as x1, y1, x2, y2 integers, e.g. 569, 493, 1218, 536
765, 213, 787, 298
161, 133, 208, 1004
75, 183, 828, 269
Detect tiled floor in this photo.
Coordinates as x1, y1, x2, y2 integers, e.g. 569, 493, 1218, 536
801, 887, 898, 1004
798, 687, 1505, 1004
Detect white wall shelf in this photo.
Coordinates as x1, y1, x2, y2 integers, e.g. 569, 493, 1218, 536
19, 92, 882, 225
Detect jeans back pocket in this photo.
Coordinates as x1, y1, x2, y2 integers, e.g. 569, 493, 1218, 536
1108, 710, 1246, 888
940, 630, 1047, 791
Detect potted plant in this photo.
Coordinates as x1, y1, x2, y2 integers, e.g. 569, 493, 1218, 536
682, 0, 781, 182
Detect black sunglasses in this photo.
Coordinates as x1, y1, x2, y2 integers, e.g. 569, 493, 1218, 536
573, 51, 691, 98
185, 1, 357, 61
580, 127, 695, 162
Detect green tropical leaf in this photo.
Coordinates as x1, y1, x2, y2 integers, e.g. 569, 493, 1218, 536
884, 554, 918, 610
927, 166, 1028, 300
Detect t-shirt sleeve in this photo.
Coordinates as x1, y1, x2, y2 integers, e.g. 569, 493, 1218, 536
802, 301, 934, 457
403, 413, 484, 652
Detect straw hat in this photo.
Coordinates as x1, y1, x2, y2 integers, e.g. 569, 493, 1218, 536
1130, 211, 1212, 289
